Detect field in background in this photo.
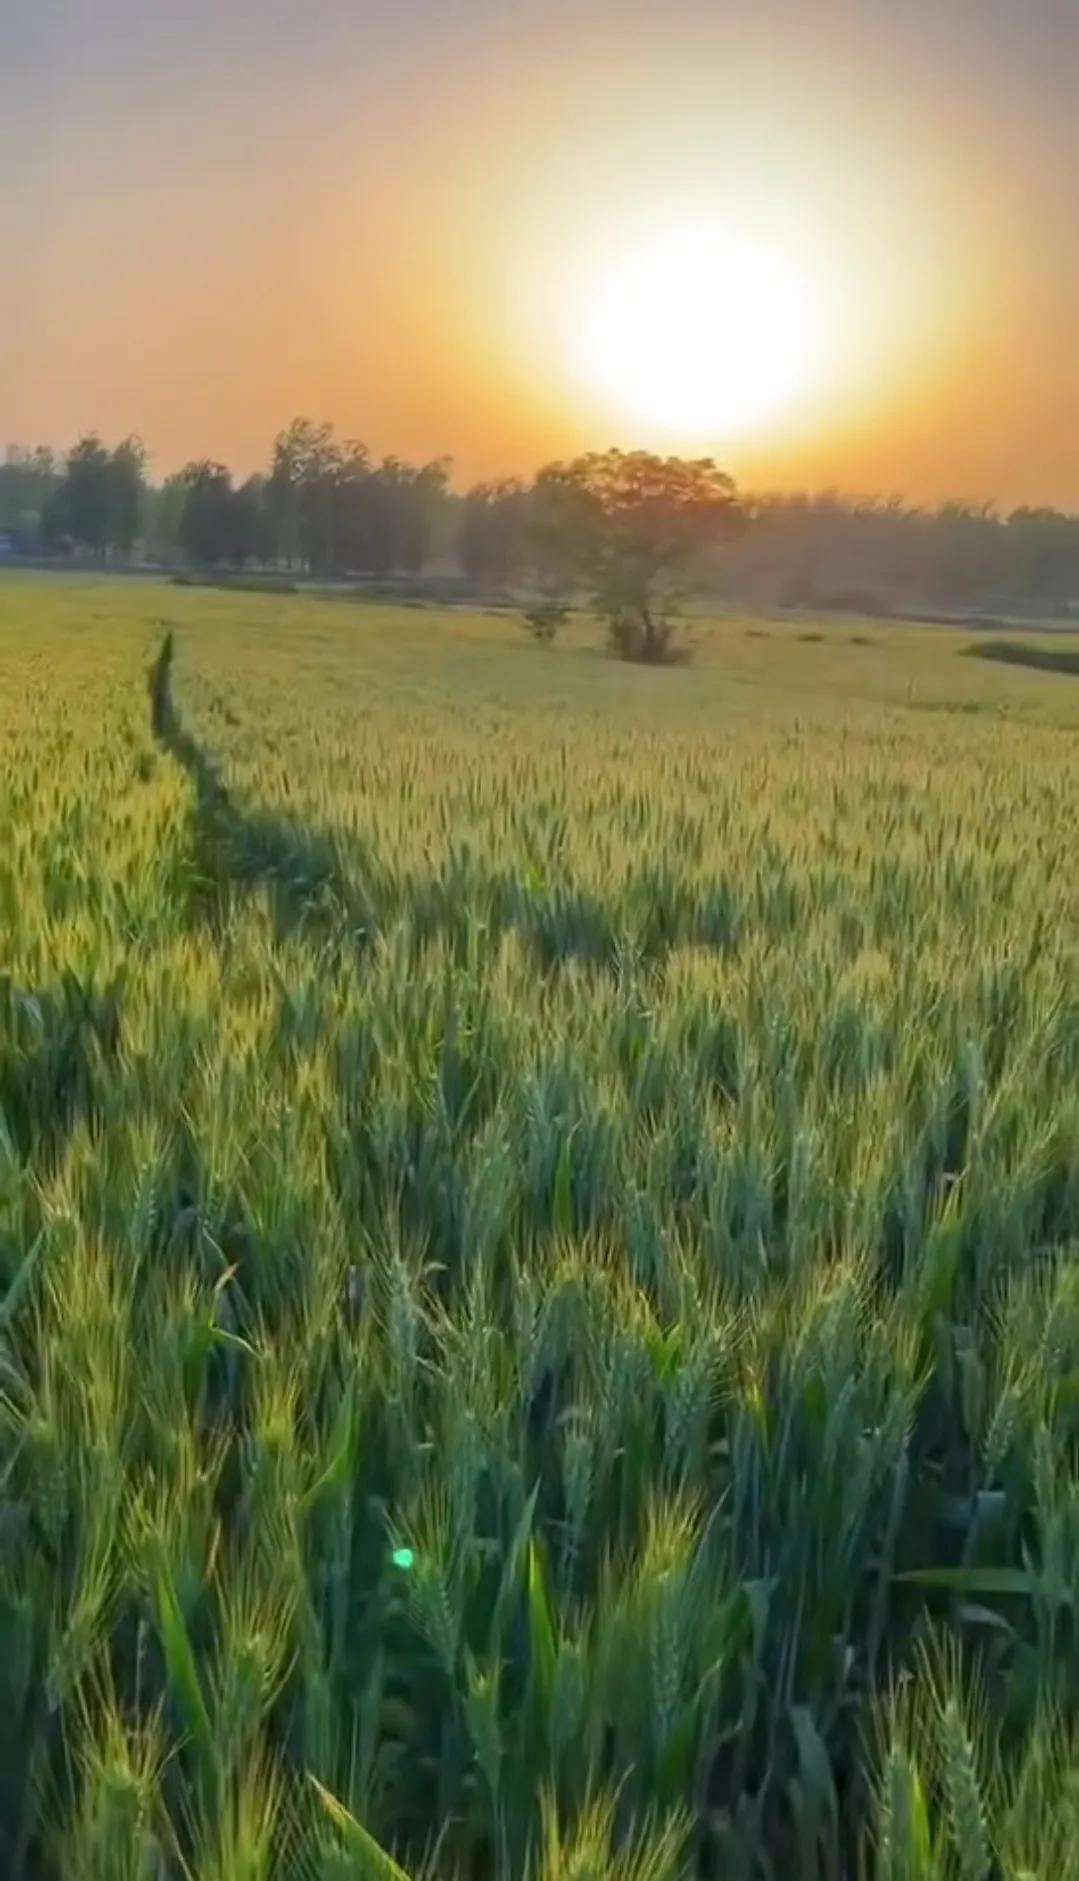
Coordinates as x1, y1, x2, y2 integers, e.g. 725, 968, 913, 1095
2, 572, 1079, 1878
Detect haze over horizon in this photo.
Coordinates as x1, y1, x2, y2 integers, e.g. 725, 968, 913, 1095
5, 0, 1077, 508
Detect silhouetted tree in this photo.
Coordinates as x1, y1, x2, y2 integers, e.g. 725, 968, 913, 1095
328, 441, 373, 572
710, 493, 1079, 617
0, 446, 59, 545
264, 419, 448, 576
177, 462, 239, 566
460, 478, 531, 585
1007, 508, 1079, 614
235, 475, 274, 565
531, 449, 743, 662
267, 418, 339, 568
145, 474, 188, 563
42, 434, 146, 557
395, 457, 451, 574
45, 436, 111, 554
107, 437, 147, 556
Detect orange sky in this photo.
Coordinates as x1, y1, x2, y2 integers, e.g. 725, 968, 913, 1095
4, 0, 1077, 506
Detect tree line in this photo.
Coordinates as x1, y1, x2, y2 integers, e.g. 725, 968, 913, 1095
0, 437, 147, 559
3, 423, 1079, 618
712, 490, 1079, 618
463, 481, 1079, 619
2, 422, 452, 577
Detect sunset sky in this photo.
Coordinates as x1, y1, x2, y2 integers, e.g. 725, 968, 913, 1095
4, 0, 1077, 506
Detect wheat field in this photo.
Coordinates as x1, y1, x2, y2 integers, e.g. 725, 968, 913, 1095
2, 572, 1079, 1878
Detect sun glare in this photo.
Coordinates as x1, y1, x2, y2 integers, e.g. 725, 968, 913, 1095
579, 228, 815, 439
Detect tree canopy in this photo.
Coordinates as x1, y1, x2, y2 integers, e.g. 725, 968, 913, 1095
532, 449, 744, 661
172, 462, 267, 568
459, 478, 531, 586
265, 420, 450, 577
42, 435, 146, 558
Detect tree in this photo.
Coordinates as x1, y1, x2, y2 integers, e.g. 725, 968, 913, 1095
1007, 508, 1079, 615
267, 418, 343, 571
329, 440, 373, 572
107, 437, 147, 556
398, 457, 450, 575
145, 474, 189, 563
177, 461, 240, 566
0, 446, 59, 546
45, 435, 112, 554
264, 419, 449, 577
531, 449, 743, 663
234, 475, 274, 565
459, 478, 531, 586
41, 434, 146, 557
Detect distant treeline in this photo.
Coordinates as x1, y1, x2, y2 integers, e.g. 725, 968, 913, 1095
0, 424, 452, 579
711, 491, 1079, 618
3, 425, 1079, 616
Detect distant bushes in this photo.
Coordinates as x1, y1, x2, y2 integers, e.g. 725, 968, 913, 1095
784, 582, 884, 616
172, 571, 298, 594
966, 638, 1079, 676
520, 598, 569, 642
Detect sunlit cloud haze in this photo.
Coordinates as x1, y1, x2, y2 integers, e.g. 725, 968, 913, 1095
4, 0, 1077, 504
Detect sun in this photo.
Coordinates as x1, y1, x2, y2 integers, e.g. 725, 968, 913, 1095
579, 227, 815, 438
